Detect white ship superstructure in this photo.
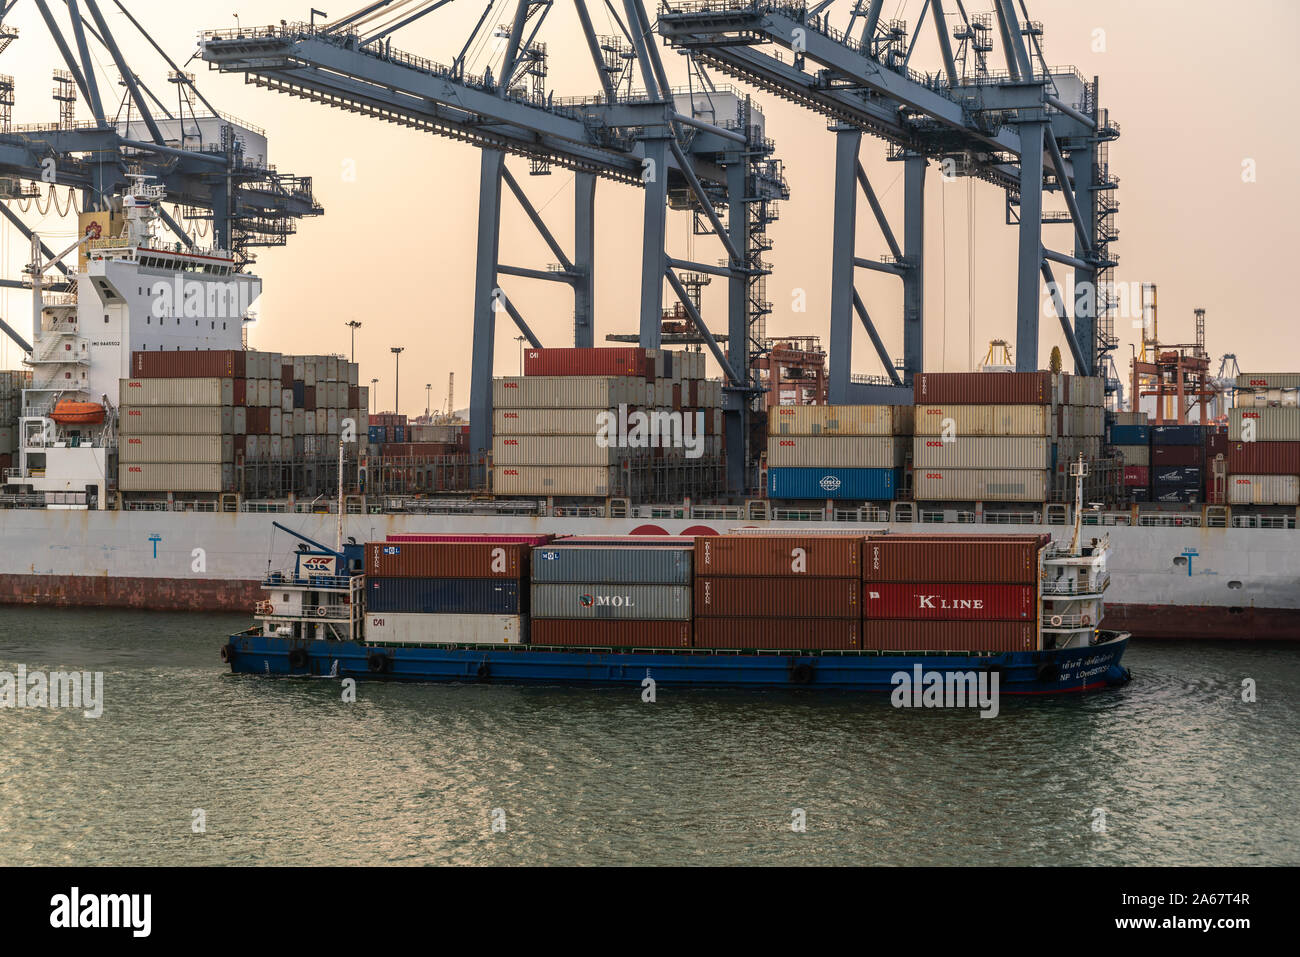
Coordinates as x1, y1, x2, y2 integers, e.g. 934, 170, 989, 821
7, 177, 259, 508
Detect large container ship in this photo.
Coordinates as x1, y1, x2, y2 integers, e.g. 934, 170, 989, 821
1, 181, 1297, 640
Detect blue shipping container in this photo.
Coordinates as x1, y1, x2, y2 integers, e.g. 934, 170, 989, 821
368, 425, 386, 444
367, 578, 523, 615
1109, 424, 1150, 445
1151, 424, 1202, 446
531, 546, 692, 584
768, 467, 898, 500
293, 381, 306, 407
1152, 466, 1203, 485
1151, 487, 1201, 504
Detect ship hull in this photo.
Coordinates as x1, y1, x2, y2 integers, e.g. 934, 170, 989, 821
222, 631, 1131, 695
3, 508, 1297, 639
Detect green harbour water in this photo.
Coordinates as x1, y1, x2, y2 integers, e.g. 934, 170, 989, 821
0, 606, 1296, 866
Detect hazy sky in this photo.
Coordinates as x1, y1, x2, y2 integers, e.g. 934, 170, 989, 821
0, 0, 1296, 415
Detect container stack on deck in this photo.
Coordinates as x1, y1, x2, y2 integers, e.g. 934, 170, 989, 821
1150, 424, 1207, 505
0, 369, 31, 477
530, 539, 694, 647
491, 347, 724, 500
1106, 412, 1228, 505
119, 350, 367, 496
368, 414, 472, 494
860, 535, 1043, 651
365, 537, 534, 644
693, 534, 863, 649
1226, 373, 1300, 506
765, 405, 911, 500
912, 371, 1105, 504
1109, 411, 1151, 500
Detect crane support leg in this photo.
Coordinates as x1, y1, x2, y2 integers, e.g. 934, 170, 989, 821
574, 172, 596, 348
637, 135, 669, 349
903, 154, 926, 383
725, 159, 750, 496
1014, 122, 1044, 371
827, 126, 860, 405
469, 149, 505, 459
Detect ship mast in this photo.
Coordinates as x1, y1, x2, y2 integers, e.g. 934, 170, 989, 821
1068, 453, 1089, 557
336, 440, 344, 551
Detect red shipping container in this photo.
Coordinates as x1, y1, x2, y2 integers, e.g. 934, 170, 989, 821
281, 365, 294, 388
695, 577, 859, 618
523, 347, 647, 377
863, 583, 1035, 620
1227, 441, 1300, 475
233, 378, 247, 407
1123, 466, 1149, 487
913, 371, 1050, 405
861, 535, 1044, 584
861, 620, 1036, 653
530, 619, 690, 648
1205, 430, 1229, 458
555, 535, 698, 546
246, 407, 270, 434
1151, 444, 1204, 466
693, 618, 860, 650
348, 385, 360, 407
131, 349, 246, 378
364, 541, 527, 579
695, 534, 861, 578
386, 534, 555, 545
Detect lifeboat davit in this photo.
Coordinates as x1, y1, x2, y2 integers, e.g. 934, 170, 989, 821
50, 400, 106, 425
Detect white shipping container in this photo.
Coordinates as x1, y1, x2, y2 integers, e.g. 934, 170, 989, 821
270, 434, 283, 459
769, 404, 906, 437
118, 462, 228, 492
292, 409, 306, 434
1235, 388, 1299, 408
1229, 407, 1300, 441
269, 407, 282, 434
120, 378, 231, 407
348, 362, 359, 387
293, 356, 305, 380
315, 409, 326, 434
1227, 474, 1300, 506
1236, 373, 1300, 389
493, 465, 620, 497
119, 433, 227, 464
914, 468, 1050, 502
366, 612, 527, 645
766, 435, 906, 468
281, 413, 293, 438
913, 436, 1050, 469
494, 408, 610, 436
493, 376, 646, 409
281, 389, 293, 413
494, 435, 642, 466
258, 379, 272, 408
119, 406, 232, 435
1112, 444, 1149, 466
326, 356, 339, 382
914, 404, 1051, 436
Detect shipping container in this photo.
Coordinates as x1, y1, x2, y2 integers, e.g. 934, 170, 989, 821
1226, 441, 1300, 475
693, 618, 861, 650
367, 578, 523, 615
118, 434, 227, 464
529, 619, 691, 648
493, 435, 641, 466
118, 406, 233, 435
117, 462, 230, 492
1150, 487, 1201, 504
860, 535, 1044, 584
1235, 388, 1300, 408
492, 376, 647, 409
913, 436, 1049, 470
913, 468, 1049, 502
120, 377, 232, 407
766, 435, 906, 469
1150, 424, 1204, 446
862, 583, 1035, 620
913, 404, 1051, 437
1123, 466, 1149, 487
1112, 444, 1149, 466
767, 466, 899, 500
385, 534, 555, 545
1227, 474, 1300, 506
1150, 465, 1202, 486
365, 612, 526, 645
1228, 407, 1300, 442
694, 577, 858, 618
768, 404, 909, 436
492, 465, 624, 497
492, 408, 608, 435
130, 349, 245, 379
914, 371, 1050, 405
695, 535, 860, 578
530, 583, 691, 621
1108, 424, 1150, 445
861, 620, 1036, 653
364, 541, 527, 579
1150, 444, 1204, 466
1235, 373, 1300, 389
523, 347, 647, 377
532, 544, 692, 584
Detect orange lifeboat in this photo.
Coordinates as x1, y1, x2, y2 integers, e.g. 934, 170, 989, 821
50, 400, 106, 425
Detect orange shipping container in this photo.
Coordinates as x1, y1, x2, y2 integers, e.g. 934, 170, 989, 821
363, 541, 528, 579
694, 534, 861, 578
529, 619, 690, 648
693, 618, 860, 650
861, 620, 1037, 652
694, 577, 859, 618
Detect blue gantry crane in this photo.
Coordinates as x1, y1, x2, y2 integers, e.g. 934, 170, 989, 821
659, 0, 1120, 399
201, 0, 789, 495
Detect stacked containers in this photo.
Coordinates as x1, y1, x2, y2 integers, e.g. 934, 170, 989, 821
529, 540, 693, 647
1227, 375, 1300, 505
364, 538, 530, 644
1149, 425, 1203, 505
1108, 415, 1150, 499
860, 534, 1045, 651
492, 346, 723, 498
120, 351, 367, 493
765, 405, 911, 500
0, 369, 31, 475
912, 372, 1104, 502
693, 534, 862, 649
